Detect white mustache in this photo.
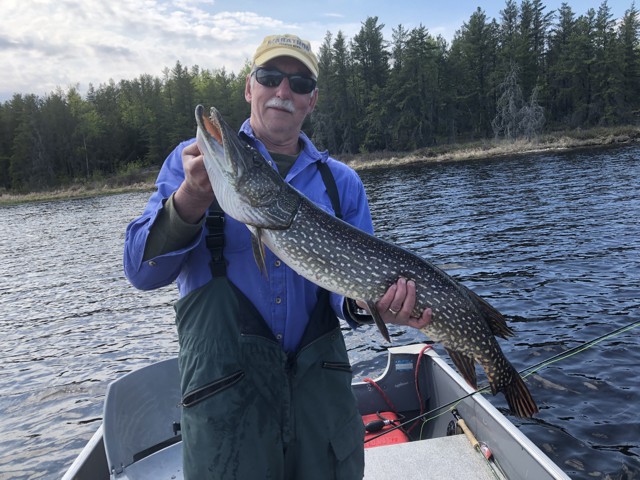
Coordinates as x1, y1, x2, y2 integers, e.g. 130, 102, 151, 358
265, 97, 295, 113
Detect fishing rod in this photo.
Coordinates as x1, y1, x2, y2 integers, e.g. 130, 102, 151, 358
364, 318, 640, 443
451, 408, 505, 479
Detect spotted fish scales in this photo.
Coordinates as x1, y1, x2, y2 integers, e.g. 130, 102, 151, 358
195, 104, 538, 418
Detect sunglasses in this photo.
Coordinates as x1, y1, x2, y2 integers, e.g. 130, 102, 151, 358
253, 68, 317, 95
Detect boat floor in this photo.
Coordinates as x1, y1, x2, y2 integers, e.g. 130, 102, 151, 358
110, 432, 499, 480
364, 434, 501, 480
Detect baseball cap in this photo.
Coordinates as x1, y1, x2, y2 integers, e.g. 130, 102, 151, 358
253, 34, 319, 78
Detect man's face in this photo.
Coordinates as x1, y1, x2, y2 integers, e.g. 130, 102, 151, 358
245, 56, 318, 151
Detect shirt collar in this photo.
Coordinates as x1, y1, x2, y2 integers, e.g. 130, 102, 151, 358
239, 119, 329, 168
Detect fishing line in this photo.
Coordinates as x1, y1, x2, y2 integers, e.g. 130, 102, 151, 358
365, 319, 640, 443
518, 319, 640, 378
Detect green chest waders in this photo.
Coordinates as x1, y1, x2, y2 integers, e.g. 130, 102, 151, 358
174, 163, 364, 479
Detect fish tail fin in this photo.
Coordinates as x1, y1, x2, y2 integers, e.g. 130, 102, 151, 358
502, 372, 539, 418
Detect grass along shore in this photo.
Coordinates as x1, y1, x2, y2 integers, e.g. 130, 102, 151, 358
341, 125, 640, 170
2, 125, 638, 206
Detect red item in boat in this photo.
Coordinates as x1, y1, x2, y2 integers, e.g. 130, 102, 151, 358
362, 412, 409, 448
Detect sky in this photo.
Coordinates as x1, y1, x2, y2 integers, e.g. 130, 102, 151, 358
1, 0, 635, 102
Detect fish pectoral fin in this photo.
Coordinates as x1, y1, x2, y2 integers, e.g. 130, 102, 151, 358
467, 288, 514, 339
366, 300, 391, 343
444, 348, 478, 389
250, 229, 268, 276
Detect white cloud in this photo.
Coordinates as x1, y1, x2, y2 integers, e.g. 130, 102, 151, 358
0, 0, 290, 100
0, 0, 478, 101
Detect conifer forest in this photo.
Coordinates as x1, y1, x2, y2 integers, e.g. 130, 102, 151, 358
1, 1, 639, 192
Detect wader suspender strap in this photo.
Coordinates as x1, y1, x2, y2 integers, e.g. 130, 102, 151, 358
204, 160, 342, 277
205, 198, 226, 277
316, 161, 343, 220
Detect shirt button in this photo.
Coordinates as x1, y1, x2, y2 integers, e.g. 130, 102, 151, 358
147, 260, 157, 267
275, 260, 281, 267
276, 333, 283, 341
275, 297, 282, 304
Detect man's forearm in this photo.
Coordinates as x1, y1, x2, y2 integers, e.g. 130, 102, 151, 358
143, 193, 204, 260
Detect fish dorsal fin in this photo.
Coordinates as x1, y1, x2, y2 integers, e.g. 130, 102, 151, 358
466, 288, 514, 339
445, 348, 477, 389
250, 228, 268, 276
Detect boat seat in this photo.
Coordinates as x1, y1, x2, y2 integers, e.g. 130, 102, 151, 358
102, 357, 183, 479
364, 434, 499, 480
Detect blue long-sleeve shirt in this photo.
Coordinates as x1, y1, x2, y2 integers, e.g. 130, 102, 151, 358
123, 119, 374, 352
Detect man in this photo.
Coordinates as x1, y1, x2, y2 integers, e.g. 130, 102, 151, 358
124, 33, 431, 479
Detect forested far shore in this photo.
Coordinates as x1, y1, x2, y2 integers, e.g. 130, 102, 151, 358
2, 0, 640, 195
1, 124, 637, 206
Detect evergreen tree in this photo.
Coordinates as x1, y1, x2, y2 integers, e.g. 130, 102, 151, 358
618, 2, 640, 123
546, 3, 577, 126
1, 5, 639, 194
572, 9, 597, 126
166, 61, 196, 144
591, 1, 624, 125
352, 17, 391, 151
450, 8, 500, 138
40, 89, 78, 181
9, 95, 48, 191
67, 86, 100, 178
388, 26, 440, 150
332, 31, 358, 153
311, 32, 338, 152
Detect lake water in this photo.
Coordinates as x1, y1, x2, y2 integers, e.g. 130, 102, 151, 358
0, 145, 638, 479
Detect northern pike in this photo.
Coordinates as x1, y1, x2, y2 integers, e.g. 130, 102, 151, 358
195, 105, 538, 418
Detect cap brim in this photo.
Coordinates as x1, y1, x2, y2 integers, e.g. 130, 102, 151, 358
254, 47, 318, 78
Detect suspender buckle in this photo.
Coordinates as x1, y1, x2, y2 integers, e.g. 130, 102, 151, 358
205, 213, 224, 230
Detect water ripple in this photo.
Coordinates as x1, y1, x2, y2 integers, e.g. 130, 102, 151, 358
358, 145, 640, 479
0, 146, 638, 479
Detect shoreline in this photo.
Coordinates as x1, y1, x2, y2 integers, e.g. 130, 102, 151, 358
0, 182, 157, 207
341, 129, 639, 170
2, 128, 638, 206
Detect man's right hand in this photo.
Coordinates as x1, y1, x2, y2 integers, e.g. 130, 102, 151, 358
174, 141, 215, 224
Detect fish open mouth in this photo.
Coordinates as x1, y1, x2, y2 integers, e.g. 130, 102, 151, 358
196, 105, 223, 145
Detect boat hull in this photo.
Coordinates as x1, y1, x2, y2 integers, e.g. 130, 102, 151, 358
63, 345, 568, 480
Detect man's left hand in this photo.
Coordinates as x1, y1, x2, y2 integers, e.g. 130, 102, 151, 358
357, 278, 432, 329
